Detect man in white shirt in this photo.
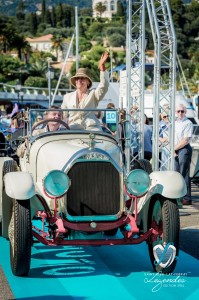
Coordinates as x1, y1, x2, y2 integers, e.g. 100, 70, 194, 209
174, 104, 193, 205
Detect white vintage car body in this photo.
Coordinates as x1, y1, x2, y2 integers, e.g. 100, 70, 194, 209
0, 108, 186, 276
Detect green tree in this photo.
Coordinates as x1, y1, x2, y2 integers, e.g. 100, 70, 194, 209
16, 0, 26, 21
62, 4, 74, 28
73, 37, 92, 53
0, 19, 19, 54
9, 35, 31, 61
51, 6, 57, 28
24, 76, 47, 88
51, 35, 64, 60
95, 2, 106, 18
42, 0, 46, 23
0, 54, 23, 79
46, 9, 52, 26
115, 0, 125, 20
107, 33, 125, 47
56, 1, 64, 27
79, 8, 93, 17
28, 58, 48, 77
30, 13, 38, 36
86, 22, 104, 40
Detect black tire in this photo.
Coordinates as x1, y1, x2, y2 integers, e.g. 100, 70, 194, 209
0, 160, 18, 237
137, 159, 153, 174
9, 199, 31, 276
3, 159, 18, 176
148, 196, 180, 274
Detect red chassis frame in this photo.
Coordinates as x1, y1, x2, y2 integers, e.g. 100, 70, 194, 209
32, 194, 161, 247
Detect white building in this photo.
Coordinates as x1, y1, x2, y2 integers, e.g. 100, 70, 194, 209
26, 34, 53, 53
26, 34, 73, 62
93, 0, 118, 19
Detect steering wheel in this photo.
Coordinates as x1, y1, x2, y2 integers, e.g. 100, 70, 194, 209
32, 118, 70, 132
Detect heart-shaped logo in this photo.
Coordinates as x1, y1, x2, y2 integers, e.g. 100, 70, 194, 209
153, 242, 177, 268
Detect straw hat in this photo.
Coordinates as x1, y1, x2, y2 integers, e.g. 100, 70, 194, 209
70, 68, 92, 88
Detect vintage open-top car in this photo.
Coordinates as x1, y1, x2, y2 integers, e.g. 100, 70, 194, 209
0, 108, 186, 276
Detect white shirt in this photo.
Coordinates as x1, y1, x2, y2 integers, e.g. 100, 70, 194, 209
175, 117, 193, 145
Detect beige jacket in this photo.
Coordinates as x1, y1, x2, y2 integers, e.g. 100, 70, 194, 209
61, 71, 109, 130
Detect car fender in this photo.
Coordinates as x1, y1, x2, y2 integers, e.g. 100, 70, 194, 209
137, 171, 186, 233
4, 172, 35, 200
149, 171, 187, 198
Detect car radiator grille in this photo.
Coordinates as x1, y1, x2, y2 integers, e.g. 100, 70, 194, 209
67, 161, 120, 216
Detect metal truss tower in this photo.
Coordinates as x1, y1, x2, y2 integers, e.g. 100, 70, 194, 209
125, 0, 177, 172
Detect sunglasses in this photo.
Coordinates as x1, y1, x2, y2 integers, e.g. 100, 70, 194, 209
163, 115, 168, 119
177, 110, 185, 113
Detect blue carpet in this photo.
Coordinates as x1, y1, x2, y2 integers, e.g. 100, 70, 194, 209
0, 237, 198, 300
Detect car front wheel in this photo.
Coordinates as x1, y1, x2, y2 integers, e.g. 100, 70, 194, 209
9, 199, 31, 276
148, 196, 180, 274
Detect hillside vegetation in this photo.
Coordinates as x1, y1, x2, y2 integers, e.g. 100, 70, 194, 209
0, 0, 198, 93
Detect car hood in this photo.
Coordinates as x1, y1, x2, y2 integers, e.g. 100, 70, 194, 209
29, 134, 121, 183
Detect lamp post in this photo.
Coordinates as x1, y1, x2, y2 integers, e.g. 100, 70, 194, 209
19, 91, 24, 107
15, 81, 22, 102
46, 60, 55, 107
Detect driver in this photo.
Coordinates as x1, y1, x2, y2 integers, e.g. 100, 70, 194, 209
32, 107, 64, 136
16, 107, 66, 158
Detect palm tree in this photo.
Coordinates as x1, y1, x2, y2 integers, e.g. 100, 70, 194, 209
10, 35, 31, 61
51, 34, 64, 61
22, 43, 32, 64
95, 2, 106, 18
28, 58, 48, 77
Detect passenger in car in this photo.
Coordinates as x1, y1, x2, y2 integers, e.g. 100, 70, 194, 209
61, 51, 109, 131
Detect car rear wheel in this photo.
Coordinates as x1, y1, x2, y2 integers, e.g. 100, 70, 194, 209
148, 196, 180, 274
9, 199, 31, 276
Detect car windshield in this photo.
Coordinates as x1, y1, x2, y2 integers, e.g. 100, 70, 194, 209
29, 108, 120, 139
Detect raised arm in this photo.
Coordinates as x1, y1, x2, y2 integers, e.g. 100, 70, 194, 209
98, 51, 109, 71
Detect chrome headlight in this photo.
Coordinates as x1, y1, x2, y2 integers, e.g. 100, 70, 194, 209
43, 170, 70, 198
125, 169, 150, 196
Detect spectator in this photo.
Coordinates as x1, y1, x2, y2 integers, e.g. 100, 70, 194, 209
159, 112, 169, 170
61, 51, 109, 131
143, 114, 153, 161
174, 103, 193, 205
8, 113, 19, 133
131, 113, 152, 161
33, 115, 43, 129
